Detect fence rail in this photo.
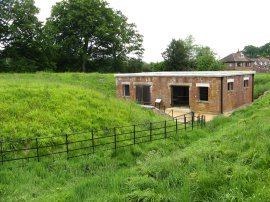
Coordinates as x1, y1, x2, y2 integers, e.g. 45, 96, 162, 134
0, 112, 206, 166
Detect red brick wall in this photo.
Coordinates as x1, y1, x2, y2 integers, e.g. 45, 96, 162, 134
222, 75, 253, 113
116, 75, 253, 114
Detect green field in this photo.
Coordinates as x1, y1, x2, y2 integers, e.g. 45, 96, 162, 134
1, 73, 270, 201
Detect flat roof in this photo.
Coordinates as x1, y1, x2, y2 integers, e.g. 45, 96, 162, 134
115, 71, 256, 78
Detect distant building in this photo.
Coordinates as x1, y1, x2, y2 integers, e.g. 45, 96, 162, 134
115, 71, 255, 114
221, 51, 270, 72
221, 51, 254, 70
252, 57, 270, 72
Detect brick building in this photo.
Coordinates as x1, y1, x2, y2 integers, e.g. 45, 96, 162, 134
115, 71, 255, 114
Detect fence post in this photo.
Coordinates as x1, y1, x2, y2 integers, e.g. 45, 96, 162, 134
65, 134, 69, 160
150, 123, 152, 142
184, 115, 187, 131
176, 119, 178, 134
92, 130, 95, 154
204, 115, 206, 127
164, 120, 167, 138
197, 115, 200, 127
0, 141, 3, 165
191, 112, 194, 130
35, 138, 40, 162
133, 125, 136, 144
201, 115, 203, 129
114, 128, 117, 150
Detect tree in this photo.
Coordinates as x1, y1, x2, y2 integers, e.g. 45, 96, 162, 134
194, 46, 224, 71
0, 0, 14, 49
0, 0, 48, 72
242, 45, 260, 58
46, 0, 143, 72
242, 43, 270, 58
162, 36, 196, 71
260, 42, 270, 57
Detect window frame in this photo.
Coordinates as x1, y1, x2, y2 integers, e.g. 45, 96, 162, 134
123, 84, 130, 97
244, 80, 248, 88
198, 87, 209, 102
227, 82, 233, 91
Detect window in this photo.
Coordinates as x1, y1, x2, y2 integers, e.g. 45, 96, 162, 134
244, 80, 248, 87
228, 82, 233, 91
123, 84, 130, 96
199, 87, 208, 101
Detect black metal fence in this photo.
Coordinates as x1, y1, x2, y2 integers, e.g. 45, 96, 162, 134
0, 112, 206, 166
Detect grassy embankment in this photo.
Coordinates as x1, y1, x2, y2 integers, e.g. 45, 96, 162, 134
1, 73, 270, 201
0, 73, 164, 140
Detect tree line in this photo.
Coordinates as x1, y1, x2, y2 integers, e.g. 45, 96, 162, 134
0, 0, 224, 73
242, 42, 270, 58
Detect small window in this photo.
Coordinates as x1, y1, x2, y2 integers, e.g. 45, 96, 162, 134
123, 84, 130, 96
244, 80, 248, 87
199, 87, 208, 101
228, 82, 233, 91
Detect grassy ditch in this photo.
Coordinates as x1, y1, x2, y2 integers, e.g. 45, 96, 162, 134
1, 72, 270, 201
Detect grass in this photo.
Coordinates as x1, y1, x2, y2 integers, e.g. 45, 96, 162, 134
0, 72, 164, 140
1, 72, 270, 201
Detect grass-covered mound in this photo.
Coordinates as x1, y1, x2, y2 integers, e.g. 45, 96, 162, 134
0, 73, 164, 140
1, 73, 270, 201
1, 86, 270, 201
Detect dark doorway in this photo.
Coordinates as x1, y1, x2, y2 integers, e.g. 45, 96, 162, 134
136, 85, 151, 105
171, 86, 189, 106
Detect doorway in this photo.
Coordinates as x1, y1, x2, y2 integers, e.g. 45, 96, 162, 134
171, 86, 189, 106
136, 85, 151, 105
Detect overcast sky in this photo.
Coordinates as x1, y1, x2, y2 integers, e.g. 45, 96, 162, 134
35, 0, 270, 62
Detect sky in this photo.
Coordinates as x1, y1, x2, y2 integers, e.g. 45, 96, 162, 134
35, 0, 270, 62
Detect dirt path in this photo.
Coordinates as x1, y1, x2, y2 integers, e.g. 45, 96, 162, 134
165, 107, 217, 122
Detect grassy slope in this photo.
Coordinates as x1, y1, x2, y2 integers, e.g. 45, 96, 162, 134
0, 73, 164, 140
1, 73, 270, 201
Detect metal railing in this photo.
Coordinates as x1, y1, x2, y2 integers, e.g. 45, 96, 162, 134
0, 112, 206, 166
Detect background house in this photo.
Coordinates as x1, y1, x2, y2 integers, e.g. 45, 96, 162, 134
221, 51, 254, 70
221, 51, 270, 72
252, 57, 270, 72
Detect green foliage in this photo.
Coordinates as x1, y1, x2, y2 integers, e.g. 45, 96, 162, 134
161, 36, 223, 71
194, 46, 225, 71
0, 0, 143, 73
46, 0, 143, 72
242, 42, 270, 57
162, 36, 194, 71
0, 0, 47, 72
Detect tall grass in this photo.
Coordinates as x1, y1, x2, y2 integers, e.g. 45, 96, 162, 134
1, 72, 270, 201
0, 72, 164, 140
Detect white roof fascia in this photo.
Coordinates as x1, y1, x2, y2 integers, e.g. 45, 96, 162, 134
115, 71, 256, 78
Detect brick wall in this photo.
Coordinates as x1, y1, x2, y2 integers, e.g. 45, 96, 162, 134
116, 74, 253, 114
222, 75, 253, 113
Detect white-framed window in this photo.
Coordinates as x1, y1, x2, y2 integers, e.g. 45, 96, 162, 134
228, 82, 233, 91
198, 87, 208, 101
244, 80, 248, 87
123, 84, 130, 96
244, 77, 249, 88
